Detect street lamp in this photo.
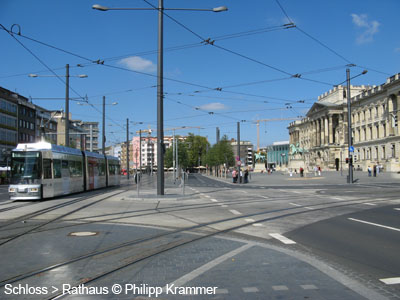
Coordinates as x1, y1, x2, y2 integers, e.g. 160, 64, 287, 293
93, 2, 227, 195
29, 65, 88, 147
77, 98, 117, 154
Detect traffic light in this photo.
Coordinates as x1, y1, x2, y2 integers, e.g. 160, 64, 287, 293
346, 158, 349, 164
395, 115, 398, 127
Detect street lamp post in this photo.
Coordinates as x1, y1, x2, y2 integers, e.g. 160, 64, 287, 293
344, 68, 367, 184
93, 2, 227, 195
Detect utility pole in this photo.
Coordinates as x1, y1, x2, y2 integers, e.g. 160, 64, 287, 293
126, 118, 129, 180
102, 96, 106, 155
173, 130, 176, 181
65, 64, 70, 147
89, 124, 93, 152
176, 135, 179, 179
216, 127, 220, 144
139, 130, 142, 173
346, 69, 353, 184
237, 122, 241, 182
157, 0, 165, 195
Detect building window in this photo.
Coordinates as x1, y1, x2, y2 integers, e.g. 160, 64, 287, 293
376, 125, 379, 139
391, 144, 396, 158
382, 146, 386, 159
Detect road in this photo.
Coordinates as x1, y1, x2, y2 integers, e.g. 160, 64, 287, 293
0, 172, 398, 299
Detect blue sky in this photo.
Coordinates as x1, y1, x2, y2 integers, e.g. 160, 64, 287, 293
1, 0, 399, 148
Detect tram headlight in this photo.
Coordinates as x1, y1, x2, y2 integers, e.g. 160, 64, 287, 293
29, 188, 39, 193
9, 188, 16, 193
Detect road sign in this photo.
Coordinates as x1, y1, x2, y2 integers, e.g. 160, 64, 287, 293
349, 146, 354, 152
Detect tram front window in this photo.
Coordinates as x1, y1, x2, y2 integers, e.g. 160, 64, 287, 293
11, 151, 41, 184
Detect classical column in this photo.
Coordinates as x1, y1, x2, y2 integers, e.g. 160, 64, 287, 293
316, 119, 321, 146
328, 115, 333, 144
320, 117, 325, 146
324, 116, 329, 145
397, 95, 400, 136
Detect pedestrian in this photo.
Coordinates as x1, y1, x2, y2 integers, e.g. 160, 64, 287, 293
232, 169, 237, 183
373, 165, 377, 177
318, 166, 321, 176
314, 166, 318, 176
367, 166, 372, 177
239, 169, 243, 183
300, 167, 304, 177
244, 169, 249, 183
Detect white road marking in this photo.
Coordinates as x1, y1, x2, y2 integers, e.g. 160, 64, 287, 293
240, 191, 248, 194
289, 203, 301, 207
332, 197, 345, 201
229, 209, 242, 215
252, 223, 264, 227
379, 277, 400, 285
348, 218, 400, 232
291, 191, 301, 194
300, 284, 318, 290
204, 195, 211, 198
363, 203, 376, 206
269, 233, 296, 244
211, 199, 218, 202
304, 206, 315, 210
272, 285, 289, 291
165, 244, 252, 289
215, 289, 229, 294
242, 287, 259, 293
394, 208, 400, 211
259, 195, 269, 199
245, 218, 255, 222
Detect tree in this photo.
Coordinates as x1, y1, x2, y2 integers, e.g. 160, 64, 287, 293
186, 133, 209, 167
205, 135, 234, 168
164, 137, 189, 169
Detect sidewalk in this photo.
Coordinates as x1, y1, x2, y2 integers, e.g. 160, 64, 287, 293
205, 170, 400, 186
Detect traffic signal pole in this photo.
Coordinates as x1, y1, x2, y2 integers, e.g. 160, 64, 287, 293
346, 69, 353, 184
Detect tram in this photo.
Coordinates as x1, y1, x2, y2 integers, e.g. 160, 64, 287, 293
8, 142, 121, 200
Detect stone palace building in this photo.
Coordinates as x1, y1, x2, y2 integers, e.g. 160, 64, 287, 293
288, 72, 400, 172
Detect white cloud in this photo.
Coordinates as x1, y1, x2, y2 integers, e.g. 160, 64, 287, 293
351, 13, 380, 44
118, 56, 156, 72
198, 102, 228, 111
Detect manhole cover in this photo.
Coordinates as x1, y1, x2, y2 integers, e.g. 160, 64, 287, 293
68, 231, 98, 237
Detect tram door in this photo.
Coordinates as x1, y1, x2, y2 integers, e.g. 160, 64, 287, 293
88, 163, 95, 190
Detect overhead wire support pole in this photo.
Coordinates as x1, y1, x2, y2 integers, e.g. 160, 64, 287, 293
237, 122, 240, 183
126, 118, 129, 180
102, 96, 106, 155
157, 0, 165, 195
65, 64, 69, 147
346, 68, 353, 184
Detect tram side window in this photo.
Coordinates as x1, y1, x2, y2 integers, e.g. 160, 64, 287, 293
76, 161, 83, 176
98, 161, 106, 176
53, 160, 62, 178
43, 159, 52, 179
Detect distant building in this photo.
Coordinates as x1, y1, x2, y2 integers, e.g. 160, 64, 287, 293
16, 93, 36, 144
267, 141, 289, 169
35, 105, 57, 144
0, 87, 18, 166
288, 72, 400, 172
230, 140, 254, 166
80, 121, 99, 152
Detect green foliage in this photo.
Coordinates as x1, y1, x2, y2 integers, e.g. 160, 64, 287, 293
185, 133, 209, 167
164, 137, 189, 169
205, 135, 234, 167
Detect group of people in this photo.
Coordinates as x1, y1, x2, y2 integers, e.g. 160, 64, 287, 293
232, 168, 249, 183
367, 165, 382, 177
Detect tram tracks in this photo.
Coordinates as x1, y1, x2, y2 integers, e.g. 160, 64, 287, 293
0, 194, 398, 296
0, 186, 130, 246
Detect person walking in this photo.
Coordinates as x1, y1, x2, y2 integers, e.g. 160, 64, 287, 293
232, 169, 237, 183
244, 169, 249, 183
300, 167, 304, 177
367, 166, 372, 177
373, 165, 377, 177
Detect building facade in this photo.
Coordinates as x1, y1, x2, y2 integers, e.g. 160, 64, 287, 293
267, 141, 289, 169
288, 73, 400, 172
0, 87, 18, 166
230, 140, 254, 166
80, 121, 99, 152
35, 106, 57, 144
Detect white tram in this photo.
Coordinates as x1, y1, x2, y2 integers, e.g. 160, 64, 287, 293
8, 142, 121, 200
